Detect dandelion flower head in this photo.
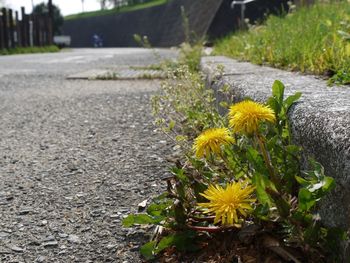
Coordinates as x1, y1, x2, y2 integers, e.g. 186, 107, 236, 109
198, 181, 255, 226
229, 100, 276, 135
193, 128, 235, 158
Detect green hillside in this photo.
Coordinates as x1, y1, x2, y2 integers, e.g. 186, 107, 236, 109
65, 0, 169, 20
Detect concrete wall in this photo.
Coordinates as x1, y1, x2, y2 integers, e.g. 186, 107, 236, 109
62, 0, 223, 47
63, 0, 290, 47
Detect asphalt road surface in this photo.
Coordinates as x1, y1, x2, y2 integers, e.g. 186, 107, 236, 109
0, 48, 177, 262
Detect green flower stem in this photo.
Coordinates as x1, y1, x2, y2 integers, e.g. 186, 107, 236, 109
220, 146, 249, 180
207, 152, 216, 165
256, 134, 280, 189
218, 152, 235, 178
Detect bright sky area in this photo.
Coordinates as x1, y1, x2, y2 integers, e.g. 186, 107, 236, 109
5, 0, 101, 16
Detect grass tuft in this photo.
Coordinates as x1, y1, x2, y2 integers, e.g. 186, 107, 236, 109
214, 1, 350, 85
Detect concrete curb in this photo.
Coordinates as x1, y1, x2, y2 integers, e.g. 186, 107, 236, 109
201, 56, 350, 255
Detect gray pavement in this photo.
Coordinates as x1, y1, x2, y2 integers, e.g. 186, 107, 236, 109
0, 48, 177, 262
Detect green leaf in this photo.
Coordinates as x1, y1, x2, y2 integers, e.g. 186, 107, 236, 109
154, 235, 176, 254
172, 231, 198, 252
308, 181, 326, 192
321, 176, 335, 193
286, 145, 301, 155
171, 167, 189, 184
267, 135, 278, 150
311, 160, 324, 179
267, 97, 280, 115
122, 214, 162, 227
291, 210, 313, 225
283, 92, 302, 111
141, 232, 199, 260
298, 188, 316, 212
153, 192, 169, 202
140, 241, 156, 260
273, 192, 291, 218
303, 160, 335, 198
254, 203, 270, 220
308, 176, 335, 198
272, 80, 285, 104
189, 157, 205, 170
160, 232, 198, 252
192, 180, 208, 203
246, 147, 268, 175
252, 173, 273, 206
295, 175, 308, 186
168, 120, 176, 131
147, 201, 171, 217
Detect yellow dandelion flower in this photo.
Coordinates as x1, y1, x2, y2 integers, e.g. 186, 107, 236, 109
229, 100, 276, 135
193, 128, 235, 158
198, 181, 255, 226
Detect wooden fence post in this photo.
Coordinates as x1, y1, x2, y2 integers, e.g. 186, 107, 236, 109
37, 15, 42, 46
48, 0, 53, 44
8, 9, 15, 48
47, 16, 53, 45
1, 8, 9, 49
21, 7, 28, 47
29, 14, 33, 47
40, 17, 45, 46
15, 11, 21, 47
0, 13, 4, 49
32, 14, 38, 46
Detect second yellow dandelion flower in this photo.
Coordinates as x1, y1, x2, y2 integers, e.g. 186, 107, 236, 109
193, 128, 235, 158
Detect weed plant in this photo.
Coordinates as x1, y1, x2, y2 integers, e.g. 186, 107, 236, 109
124, 55, 345, 263
214, 1, 350, 85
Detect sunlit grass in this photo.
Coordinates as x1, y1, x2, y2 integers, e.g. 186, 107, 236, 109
214, 1, 350, 85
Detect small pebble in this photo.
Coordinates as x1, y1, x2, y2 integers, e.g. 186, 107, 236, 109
42, 241, 58, 248
10, 245, 24, 253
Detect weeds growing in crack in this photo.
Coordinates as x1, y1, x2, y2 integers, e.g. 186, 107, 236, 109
125, 73, 346, 262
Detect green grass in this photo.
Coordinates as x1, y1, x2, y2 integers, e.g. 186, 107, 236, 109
65, 0, 169, 20
0, 45, 60, 56
214, 1, 350, 85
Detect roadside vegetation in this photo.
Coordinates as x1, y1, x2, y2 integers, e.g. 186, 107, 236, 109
122, 36, 346, 261
214, 1, 350, 85
0, 45, 59, 56
65, 0, 168, 20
